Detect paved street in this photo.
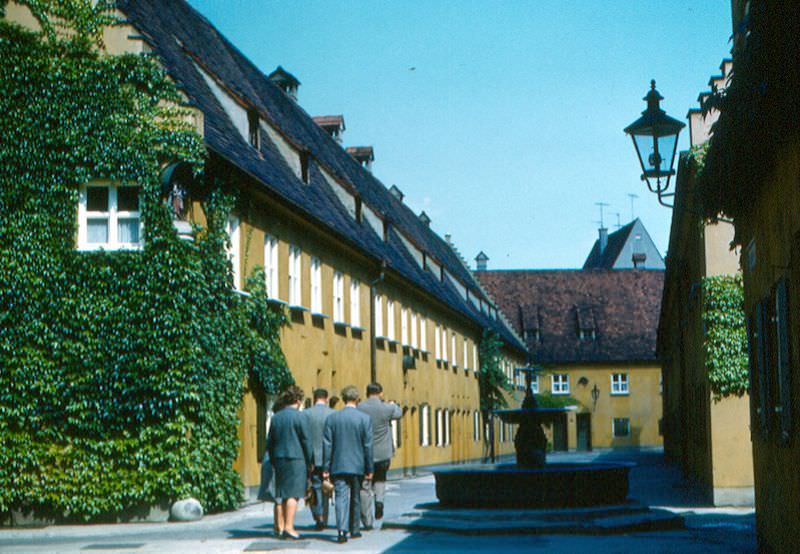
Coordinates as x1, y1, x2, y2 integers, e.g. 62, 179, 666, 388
0, 449, 756, 553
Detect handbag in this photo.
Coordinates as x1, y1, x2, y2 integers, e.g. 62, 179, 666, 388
305, 479, 316, 508
321, 477, 335, 496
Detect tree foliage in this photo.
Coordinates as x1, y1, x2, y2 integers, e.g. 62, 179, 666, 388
0, 1, 291, 520
478, 329, 511, 413
702, 275, 749, 401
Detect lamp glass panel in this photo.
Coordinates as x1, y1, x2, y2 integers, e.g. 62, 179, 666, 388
633, 133, 659, 173
657, 132, 678, 173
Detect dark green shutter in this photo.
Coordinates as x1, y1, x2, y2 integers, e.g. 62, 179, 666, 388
775, 278, 792, 444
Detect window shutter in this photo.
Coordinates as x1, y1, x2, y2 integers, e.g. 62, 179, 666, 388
746, 312, 760, 438
775, 278, 792, 444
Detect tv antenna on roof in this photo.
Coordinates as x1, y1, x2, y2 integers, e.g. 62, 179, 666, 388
613, 212, 622, 229
628, 193, 639, 221
595, 202, 610, 229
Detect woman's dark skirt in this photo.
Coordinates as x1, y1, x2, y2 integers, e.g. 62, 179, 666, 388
272, 457, 307, 500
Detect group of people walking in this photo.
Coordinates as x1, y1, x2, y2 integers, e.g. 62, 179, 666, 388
264, 382, 402, 543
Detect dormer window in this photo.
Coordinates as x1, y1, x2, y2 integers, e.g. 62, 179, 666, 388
300, 150, 310, 183
576, 306, 597, 340
248, 110, 260, 149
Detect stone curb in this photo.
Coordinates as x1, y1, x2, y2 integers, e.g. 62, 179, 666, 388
382, 508, 684, 536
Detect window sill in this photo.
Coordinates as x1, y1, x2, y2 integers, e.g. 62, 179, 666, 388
76, 244, 144, 252
288, 304, 309, 312
233, 289, 251, 297
311, 312, 328, 319
551, 391, 570, 396
266, 298, 288, 306
351, 325, 366, 332
333, 321, 349, 328
610, 392, 630, 396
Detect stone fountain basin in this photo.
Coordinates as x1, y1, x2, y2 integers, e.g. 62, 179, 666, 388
434, 462, 634, 508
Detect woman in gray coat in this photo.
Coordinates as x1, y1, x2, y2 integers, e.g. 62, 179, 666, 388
266, 385, 313, 539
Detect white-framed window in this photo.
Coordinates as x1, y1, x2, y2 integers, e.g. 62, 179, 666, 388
420, 317, 427, 351
444, 410, 451, 446
401, 308, 409, 346
611, 373, 629, 395
463, 341, 469, 370
288, 245, 302, 305
226, 215, 241, 290
434, 324, 441, 359
532, 374, 539, 393
333, 271, 344, 322
387, 300, 396, 340
264, 234, 279, 299
419, 404, 431, 447
613, 417, 630, 437
441, 327, 448, 362
350, 278, 360, 327
473, 344, 479, 372
411, 312, 418, 349
551, 373, 569, 395
375, 294, 384, 337
78, 183, 142, 251
499, 420, 506, 442
451, 333, 457, 367
310, 256, 322, 313
473, 411, 481, 442
435, 409, 444, 447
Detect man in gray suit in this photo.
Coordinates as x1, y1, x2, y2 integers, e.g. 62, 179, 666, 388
304, 388, 334, 530
358, 382, 402, 527
323, 385, 373, 544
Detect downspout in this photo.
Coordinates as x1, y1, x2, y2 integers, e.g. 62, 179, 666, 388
369, 260, 387, 384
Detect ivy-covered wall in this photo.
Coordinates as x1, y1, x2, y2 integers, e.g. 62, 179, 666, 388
702, 275, 749, 401
0, 1, 291, 520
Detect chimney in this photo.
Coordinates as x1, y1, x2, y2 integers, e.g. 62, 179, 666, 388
389, 184, 404, 202
346, 146, 375, 171
419, 211, 431, 226
313, 115, 345, 143
268, 65, 300, 102
475, 251, 489, 271
598, 227, 608, 254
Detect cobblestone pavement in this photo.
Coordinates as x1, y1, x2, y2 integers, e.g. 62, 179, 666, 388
0, 448, 756, 553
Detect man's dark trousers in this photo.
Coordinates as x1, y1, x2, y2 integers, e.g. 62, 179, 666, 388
333, 474, 362, 535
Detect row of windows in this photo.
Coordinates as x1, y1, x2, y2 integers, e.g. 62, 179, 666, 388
524, 373, 631, 396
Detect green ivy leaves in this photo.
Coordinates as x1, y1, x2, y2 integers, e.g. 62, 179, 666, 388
702, 275, 749, 401
0, 2, 291, 520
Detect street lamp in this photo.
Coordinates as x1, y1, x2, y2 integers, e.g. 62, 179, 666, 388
624, 80, 686, 207
591, 384, 600, 411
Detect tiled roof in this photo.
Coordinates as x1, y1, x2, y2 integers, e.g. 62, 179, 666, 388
116, 0, 525, 354
583, 221, 637, 269
476, 269, 664, 364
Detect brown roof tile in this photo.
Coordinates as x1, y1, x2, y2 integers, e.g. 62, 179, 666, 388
476, 269, 664, 364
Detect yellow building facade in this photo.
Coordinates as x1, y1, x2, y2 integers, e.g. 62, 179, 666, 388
658, 60, 754, 507
3, 1, 527, 496
478, 268, 665, 452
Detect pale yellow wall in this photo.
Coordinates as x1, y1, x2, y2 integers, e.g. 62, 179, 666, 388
231, 196, 521, 487
736, 140, 800, 549
710, 395, 754, 489
704, 222, 739, 277
540, 364, 663, 449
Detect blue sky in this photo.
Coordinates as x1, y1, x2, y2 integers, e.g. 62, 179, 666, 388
187, 0, 732, 269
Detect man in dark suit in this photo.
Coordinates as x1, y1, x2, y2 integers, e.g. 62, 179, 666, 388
358, 382, 402, 527
304, 388, 334, 530
323, 385, 373, 544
